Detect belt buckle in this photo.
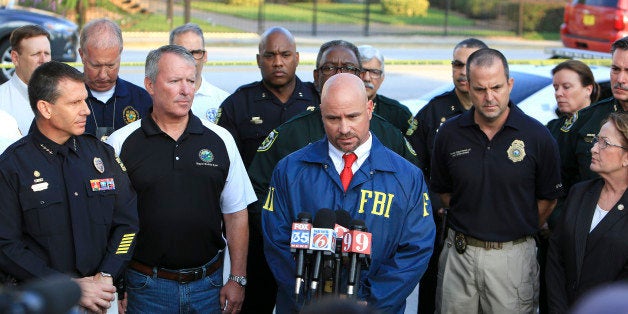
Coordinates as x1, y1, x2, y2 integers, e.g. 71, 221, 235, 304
454, 232, 467, 254
177, 268, 201, 284
485, 241, 502, 250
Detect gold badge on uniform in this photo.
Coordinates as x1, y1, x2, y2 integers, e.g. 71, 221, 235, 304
93, 157, 105, 173
507, 139, 526, 163
251, 116, 263, 125
122, 106, 140, 124
306, 106, 315, 111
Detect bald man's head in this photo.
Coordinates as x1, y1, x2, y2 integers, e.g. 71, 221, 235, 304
320, 73, 373, 153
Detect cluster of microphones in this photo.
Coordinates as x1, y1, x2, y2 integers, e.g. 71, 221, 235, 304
290, 208, 372, 305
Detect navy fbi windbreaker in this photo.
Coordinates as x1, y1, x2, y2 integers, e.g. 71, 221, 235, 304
262, 134, 435, 314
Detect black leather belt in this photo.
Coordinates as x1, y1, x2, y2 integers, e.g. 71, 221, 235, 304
129, 259, 222, 284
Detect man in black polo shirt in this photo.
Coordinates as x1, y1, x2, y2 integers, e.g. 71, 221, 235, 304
106, 45, 255, 314
430, 48, 562, 313
405, 37, 488, 314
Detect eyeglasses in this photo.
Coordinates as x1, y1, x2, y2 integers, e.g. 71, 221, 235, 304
363, 68, 383, 78
451, 60, 465, 69
317, 65, 361, 76
592, 135, 628, 150
189, 49, 206, 60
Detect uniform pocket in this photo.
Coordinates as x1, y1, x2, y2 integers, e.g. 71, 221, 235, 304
85, 180, 118, 224
19, 188, 65, 236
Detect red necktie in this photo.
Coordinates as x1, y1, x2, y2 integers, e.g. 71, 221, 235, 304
340, 153, 357, 191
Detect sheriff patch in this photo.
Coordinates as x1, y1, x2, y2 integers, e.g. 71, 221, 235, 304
122, 106, 140, 124
507, 139, 526, 163
258, 130, 279, 152
90, 178, 116, 191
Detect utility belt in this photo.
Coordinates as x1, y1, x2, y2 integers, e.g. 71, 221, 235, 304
451, 229, 529, 254
129, 252, 223, 284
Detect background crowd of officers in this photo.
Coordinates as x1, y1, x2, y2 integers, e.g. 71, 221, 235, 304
0, 15, 625, 314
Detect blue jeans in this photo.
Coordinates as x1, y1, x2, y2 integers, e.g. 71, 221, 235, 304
126, 256, 223, 314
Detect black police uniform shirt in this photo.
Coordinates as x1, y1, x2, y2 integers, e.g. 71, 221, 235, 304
406, 90, 466, 175
106, 112, 256, 270
372, 94, 413, 134
0, 127, 138, 281
85, 78, 152, 141
563, 97, 625, 190
216, 77, 319, 168
430, 103, 563, 242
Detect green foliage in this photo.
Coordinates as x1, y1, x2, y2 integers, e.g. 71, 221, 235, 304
192, 1, 474, 26
225, 0, 262, 6
463, 0, 499, 19
506, 2, 564, 32
380, 0, 429, 17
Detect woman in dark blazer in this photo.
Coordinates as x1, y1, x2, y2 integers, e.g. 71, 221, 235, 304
546, 112, 628, 313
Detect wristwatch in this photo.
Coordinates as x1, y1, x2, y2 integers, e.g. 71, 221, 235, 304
228, 274, 247, 287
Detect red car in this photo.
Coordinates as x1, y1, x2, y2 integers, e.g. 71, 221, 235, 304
561, 0, 628, 53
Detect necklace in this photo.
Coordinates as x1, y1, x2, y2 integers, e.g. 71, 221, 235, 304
88, 96, 117, 141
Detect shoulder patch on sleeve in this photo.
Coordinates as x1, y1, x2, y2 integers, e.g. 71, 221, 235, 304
257, 130, 279, 152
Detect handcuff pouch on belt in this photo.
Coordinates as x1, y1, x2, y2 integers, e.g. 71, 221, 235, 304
454, 231, 467, 254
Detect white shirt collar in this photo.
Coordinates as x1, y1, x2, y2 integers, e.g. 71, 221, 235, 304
328, 132, 372, 175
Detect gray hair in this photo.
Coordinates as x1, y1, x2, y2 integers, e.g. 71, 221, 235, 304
169, 23, 205, 47
316, 40, 361, 69
145, 45, 196, 83
80, 18, 123, 53
358, 45, 385, 72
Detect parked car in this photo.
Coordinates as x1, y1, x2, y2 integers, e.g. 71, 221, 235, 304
560, 0, 628, 53
0, 4, 78, 83
401, 64, 612, 125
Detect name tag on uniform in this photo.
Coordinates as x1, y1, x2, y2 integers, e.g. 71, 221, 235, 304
90, 178, 115, 191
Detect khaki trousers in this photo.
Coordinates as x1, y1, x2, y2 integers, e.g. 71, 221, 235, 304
435, 229, 539, 314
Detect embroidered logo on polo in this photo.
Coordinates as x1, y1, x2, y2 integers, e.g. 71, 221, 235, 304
507, 139, 526, 163
90, 178, 116, 191
560, 112, 578, 133
199, 149, 214, 163
450, 148, 471, 158
258, 130, 279, 152
122, 106, 140, 124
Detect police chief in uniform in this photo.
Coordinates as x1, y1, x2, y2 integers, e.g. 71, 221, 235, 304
106, 45, 255, 314
79, 18, 152, 140
217, 27, 318, 168
564, 37, 628, 190
0, 61, 139, 313
262, 73, 435, 314
431, 49, 563, 313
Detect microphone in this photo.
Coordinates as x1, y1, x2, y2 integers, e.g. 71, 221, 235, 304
291, 212, 312, 298
308, 209, 336, 299
332, 210, 352, 295
342, 219, 372, 297
0, 274, 82, 314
